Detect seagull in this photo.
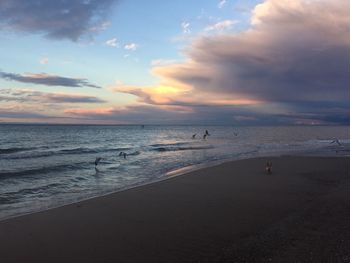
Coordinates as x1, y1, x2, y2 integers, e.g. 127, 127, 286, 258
95, 157, 102, 167
205, 130, 210, 136
192, 134, 197, 139
233, 132, 238, 136
119, 151, 127, 159
265, 161, 272, 174
331, 139, 342, 146
203, 134, 207, 140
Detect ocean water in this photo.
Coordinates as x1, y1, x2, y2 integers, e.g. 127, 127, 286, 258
0, 124, 350, 220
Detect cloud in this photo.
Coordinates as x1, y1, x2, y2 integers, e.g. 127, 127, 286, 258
63, 103, 319, 125
0, 89, 108, 123
119, 0, 350, 125
90, 21, 111, 32
0, 109, 51, 119
64, 105, 197, 124
64, 107, 115, 115
114, 83, 260, 107
151, 59, 178, 67
204, 20, 237, 32
0, 71, 101, 88
42, 93, 105, 103
4, 0, 350, 125
39, 57, 49, 65
0, 0, 118, 41
0, 88, 106, 103
124, 43, 138, 51
105, 37, 118, 47
218, 0, 227, 9
181, 21, 191, 34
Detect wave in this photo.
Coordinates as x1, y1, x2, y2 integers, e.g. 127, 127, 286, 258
152, 145, 214, 152
0, 183, 62, 204
150, 142, 189, 148
58, 147, 129, 155
1, 146, 131, 160
150, 141, 215, 152
0, 147, 36, 154
0, 162, 87, 179
127, 151, 141, 156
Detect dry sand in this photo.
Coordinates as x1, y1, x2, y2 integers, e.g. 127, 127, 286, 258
1, 156, 350, 263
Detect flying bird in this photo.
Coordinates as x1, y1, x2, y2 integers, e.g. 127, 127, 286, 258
331, 139, 342, 146
192, 134, 197, 139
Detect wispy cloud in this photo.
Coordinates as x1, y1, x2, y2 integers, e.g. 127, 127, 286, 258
0, 89, 106, 103
181, 21, 191, 34
65, 107, 115, 115
62, 103, 308, 125
124, 43, 138, 51
90, 21, 111, 32
41, 93, 105, 103
39, 57, 49, 65
64, 105, 195, 124
0, 71, 101, 88
105, 38, 118, 47
151, 59, 178, 67
0, 108, 52, 119
218, 0, 227, 9
0, 0, 119, 41
204, 20, 237, 31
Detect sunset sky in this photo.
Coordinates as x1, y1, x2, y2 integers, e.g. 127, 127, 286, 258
1, 0, 349, 125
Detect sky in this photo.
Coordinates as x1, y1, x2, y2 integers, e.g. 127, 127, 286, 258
0, 0, 350, 125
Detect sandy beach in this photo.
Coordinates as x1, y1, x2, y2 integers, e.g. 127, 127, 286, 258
1, 156, 350, 263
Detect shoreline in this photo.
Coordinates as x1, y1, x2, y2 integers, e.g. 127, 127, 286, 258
0, 154, 238, 222
1, 156, 350, 262
0, 152, 315, 222
0, 154, 275, 222
1, 151, 345, 222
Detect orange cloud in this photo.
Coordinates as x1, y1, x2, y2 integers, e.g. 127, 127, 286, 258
113, 78, 261, 108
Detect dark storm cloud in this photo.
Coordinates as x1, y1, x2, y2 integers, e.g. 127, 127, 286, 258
283, 101, 350, 125
0, 0, 118, 40
145, 0, 350, 124
0, 71, 101, 89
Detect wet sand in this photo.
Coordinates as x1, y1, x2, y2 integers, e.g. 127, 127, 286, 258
1, 156, 350, 263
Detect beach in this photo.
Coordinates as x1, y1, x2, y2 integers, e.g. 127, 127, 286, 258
1, 156, 350, 262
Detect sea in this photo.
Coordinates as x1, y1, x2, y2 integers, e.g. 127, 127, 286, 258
0, 124, 350, 220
